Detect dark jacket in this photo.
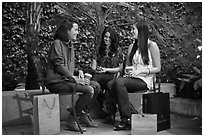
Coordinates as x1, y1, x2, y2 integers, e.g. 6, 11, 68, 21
46, 39, 78, 84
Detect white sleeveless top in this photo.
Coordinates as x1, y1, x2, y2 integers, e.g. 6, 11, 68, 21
132, 48, 154, 89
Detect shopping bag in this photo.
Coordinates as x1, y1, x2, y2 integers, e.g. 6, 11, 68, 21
131, 114, 157, 135
143, 92, 170, 131
33, 94, 60, 135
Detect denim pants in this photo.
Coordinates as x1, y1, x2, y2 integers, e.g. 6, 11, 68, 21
92, 73, 115, 91
108, 77, 148, 120
92, 73, 115, 109
47, 80, 100, 115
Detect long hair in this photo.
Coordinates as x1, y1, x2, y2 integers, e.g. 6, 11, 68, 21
98, 26, 118, 56
54, 19, 75, 42
129, 20, 150, 65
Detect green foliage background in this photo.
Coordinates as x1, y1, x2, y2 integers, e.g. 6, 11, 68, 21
2, 2, 202, 90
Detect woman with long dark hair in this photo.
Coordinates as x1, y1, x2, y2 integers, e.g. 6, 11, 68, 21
108, 20, 161, 131
91, 26, 124, 120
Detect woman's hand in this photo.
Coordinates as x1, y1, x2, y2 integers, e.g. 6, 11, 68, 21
129, 69, 143, 77
96, 66, 106, 73
84, 78, 90, 85
78, 70, 84, 79
95, 66, 103, 73
100, 67, 107, 73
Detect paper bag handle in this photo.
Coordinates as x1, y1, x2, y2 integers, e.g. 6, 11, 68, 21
43, 97, 56, 110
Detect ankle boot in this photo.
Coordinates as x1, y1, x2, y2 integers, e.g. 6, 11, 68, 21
78, 113, 98, 128
66, 115, 86, 132
113, 118, 131, 131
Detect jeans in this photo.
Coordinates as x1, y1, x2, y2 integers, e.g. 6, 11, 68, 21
108, 76, 148, 120
83, 81, 101, 113
92, 73, 115, 91
92, 73, 115, 110
47, 80, 100, 115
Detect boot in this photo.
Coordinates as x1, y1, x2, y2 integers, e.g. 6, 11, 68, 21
113, 118, 131, 131
78, 113, 98, 128
66, 115, 87, 132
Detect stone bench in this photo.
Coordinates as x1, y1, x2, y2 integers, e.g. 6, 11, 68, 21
128, 82, 201, 117
3, 88, 200, 127
170, 97, 202, 117
2, 89, 104, 126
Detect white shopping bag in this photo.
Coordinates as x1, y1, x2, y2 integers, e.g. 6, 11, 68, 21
131, 114, 157, 135
33, 94, 60, 135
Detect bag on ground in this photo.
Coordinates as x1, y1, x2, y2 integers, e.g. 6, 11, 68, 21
143, 92, 170, 131
131, 114, 157, 135
33, 94, 60, 135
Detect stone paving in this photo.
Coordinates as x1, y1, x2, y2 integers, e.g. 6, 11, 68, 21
2, 113, 202, 135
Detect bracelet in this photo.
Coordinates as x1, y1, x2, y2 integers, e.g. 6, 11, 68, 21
147, 68, 150, 75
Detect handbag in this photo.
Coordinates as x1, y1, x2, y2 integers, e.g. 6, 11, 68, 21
131, 114, 157, 135
33, 94, 60, 135
143, 91, 170, 131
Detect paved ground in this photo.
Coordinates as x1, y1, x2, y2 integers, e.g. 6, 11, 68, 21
2, 113, 202, 135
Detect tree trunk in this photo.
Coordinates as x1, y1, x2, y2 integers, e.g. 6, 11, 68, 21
25, 54, 40, 90
25, 2, 42, 90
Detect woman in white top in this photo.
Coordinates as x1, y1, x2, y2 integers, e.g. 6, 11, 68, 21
110, 20, 161, 131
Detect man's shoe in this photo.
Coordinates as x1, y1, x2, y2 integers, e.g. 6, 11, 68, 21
79, 113, 98, 128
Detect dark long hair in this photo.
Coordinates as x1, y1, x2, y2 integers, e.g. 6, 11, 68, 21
129, 20, 150, 65
98, 26, 118, 56
54, 19, 76, 42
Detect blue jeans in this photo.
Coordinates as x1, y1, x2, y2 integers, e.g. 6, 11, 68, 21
92, 73, 115, 91
92, 73, 115, 111
107, 77, 148, 120
47, 80, 100, 115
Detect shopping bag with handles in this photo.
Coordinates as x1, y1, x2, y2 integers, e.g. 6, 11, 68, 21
33, 94, 60, 135
143, 92, 170, 131
131, 114, 157, 135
